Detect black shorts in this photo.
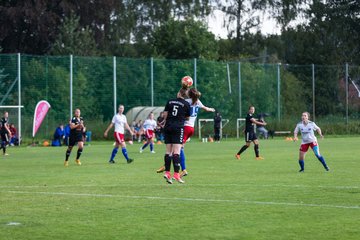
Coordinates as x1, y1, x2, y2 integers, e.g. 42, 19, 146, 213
164, 126, 184, 144
69, 132, 83, 146
1, 132, 9, 142
245, 131, 257, 142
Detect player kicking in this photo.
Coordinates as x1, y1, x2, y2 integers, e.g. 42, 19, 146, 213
235, 106, 266, 160
293, 112, 329, 172
139, 112, 157, 153
104, 104, 134, 164
64, 109, 85, 166
162, 89, 190, 184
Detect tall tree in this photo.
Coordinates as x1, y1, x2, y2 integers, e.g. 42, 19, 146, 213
151, 19, 218, 59
128, 0, 212, 43
0, 0, 213, 55
0, 0, 61, 54
216, 0, 267, 40
50, 13, 97, 56
304, 0, 360, 64
267, 0, 307, 31
0, 0, 125, 54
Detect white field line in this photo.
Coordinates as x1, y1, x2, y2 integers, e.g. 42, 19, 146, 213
0, 184, 358, 189
4, 190, 360, 210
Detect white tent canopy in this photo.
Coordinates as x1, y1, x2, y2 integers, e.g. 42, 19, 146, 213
126, 106, 165, 124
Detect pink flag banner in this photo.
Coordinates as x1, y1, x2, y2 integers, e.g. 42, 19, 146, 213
32, 100, 51, 138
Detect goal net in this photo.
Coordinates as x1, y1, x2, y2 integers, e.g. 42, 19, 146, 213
198, 118, 229, 140
236, 118, 246, 138
0, 105, 23, 145
351, 79, 360, 97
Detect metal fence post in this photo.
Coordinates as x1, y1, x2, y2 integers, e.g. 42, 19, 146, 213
17, 53, 21, 144
70, 54, 73, 119
238, 62, 241, 118
227, 63, 231, 94
277, 63, 281, 122
345, 63, 349, 127
194, 58, 197, 88
113, 56, 117, 115
312, 64, 315, 122
151, 57, 154, 107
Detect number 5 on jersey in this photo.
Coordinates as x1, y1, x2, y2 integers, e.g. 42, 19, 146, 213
172, 105, 178, 116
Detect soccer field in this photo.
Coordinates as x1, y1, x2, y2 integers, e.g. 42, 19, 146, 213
0, 138, 359, 240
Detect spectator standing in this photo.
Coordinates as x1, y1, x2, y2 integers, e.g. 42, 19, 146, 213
156, 112, 165, 142
9, 123, 18, 146
53, 124, 64, 146
214, 111, 222, 142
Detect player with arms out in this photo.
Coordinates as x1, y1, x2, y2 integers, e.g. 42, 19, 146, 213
235, 106, 266, 160
0, 111, 11, 156
180, 88, 215, 177
156, 88, 215, 176
139, 112, 157, 153
64, 109, 85, 166
104, 104, 134, 164
162, 88, 190, 184
293, 112, 329, 172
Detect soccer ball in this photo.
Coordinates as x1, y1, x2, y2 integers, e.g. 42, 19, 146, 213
181, 76, 193, 88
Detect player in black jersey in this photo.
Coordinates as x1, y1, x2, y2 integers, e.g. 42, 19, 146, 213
162, 88, 191, 184
0, 111, 11, 156
64, 109, 85, 166
235, 106, 267, 160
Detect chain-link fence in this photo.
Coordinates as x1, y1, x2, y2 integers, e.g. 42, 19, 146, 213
0, 54, 359, 141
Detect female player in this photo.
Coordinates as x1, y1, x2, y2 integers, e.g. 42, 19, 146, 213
180, 88, 215, 177
139, 112, 157, 153
64, 109, 85, 166
104, 104, 134, 164
162, 89, 190, 184
293, 112, 329, 172
235, 106, 266, 160
0, 111, 11, 156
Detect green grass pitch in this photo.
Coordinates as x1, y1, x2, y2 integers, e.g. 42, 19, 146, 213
0, 137, 359, 240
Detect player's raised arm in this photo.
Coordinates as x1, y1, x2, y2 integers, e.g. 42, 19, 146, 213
250, 118, 266, 126
202, 106, 215, 112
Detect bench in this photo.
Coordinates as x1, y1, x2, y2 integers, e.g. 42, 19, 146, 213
269, 130, 291, 138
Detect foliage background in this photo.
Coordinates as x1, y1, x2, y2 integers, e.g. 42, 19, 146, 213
1, 1, 360, 140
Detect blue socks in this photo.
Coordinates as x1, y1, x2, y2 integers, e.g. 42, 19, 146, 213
122, 147, 129, 161
110, 147, 129, 161
141, 143, 149, 150
180, 148, 186, 170
299, 160, 304, 171
141, 142, 154, 152
110, 148, 118, 161
298, 157, 328, 172
317, 155, 328, 169
313, 146, 329, 169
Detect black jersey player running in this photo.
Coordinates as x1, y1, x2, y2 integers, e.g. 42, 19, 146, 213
64, 108, 85, 166
235, 106, 266, 160
0, 111, 11, 156
162, 88, 191, 184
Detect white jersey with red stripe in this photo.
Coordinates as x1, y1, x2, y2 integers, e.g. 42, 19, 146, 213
184, 99, 204, 127
294, 121, 319, 144
112, 114, 128, 133
143, 119, 157, 131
